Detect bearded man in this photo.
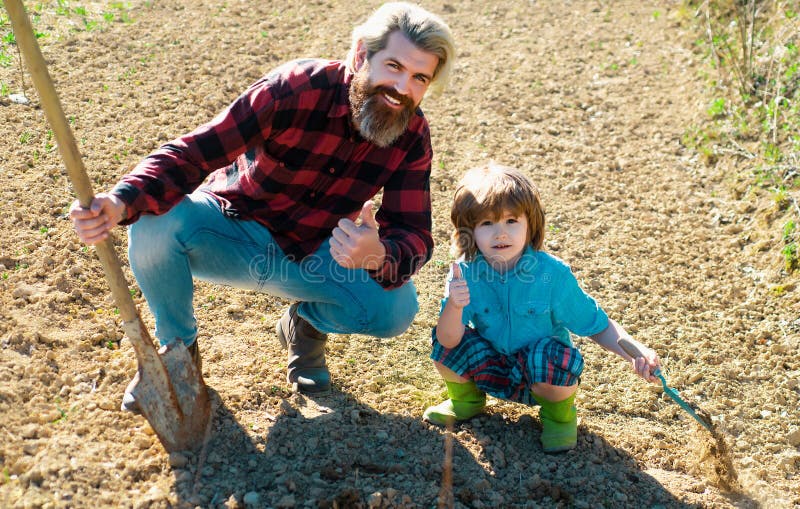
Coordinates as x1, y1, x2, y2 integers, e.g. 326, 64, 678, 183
69, 2, 455, 405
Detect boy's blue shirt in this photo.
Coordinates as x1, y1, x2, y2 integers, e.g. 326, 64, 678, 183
442, 246, 609, 354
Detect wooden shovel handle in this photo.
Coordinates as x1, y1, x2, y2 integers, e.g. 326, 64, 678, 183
6, 0, 140, 328
7, 5, 215, 452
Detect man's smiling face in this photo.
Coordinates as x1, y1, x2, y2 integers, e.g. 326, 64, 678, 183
349, 30, 439, 147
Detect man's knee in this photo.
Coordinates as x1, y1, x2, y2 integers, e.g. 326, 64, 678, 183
130, 213, 167, 243
363, 285, 419, 337
129, 214, 177, 266
128, 197, 201, 265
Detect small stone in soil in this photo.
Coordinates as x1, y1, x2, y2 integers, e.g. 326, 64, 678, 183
276, 494, 296, 508
10, 94, 30, 105
168, 452, 188, 468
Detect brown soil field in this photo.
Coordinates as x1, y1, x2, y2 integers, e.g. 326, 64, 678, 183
1, 1, 799, 508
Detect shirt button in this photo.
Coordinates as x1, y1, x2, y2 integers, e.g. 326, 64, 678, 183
309, 192, 317, 198
328, 167, 335, 174
279, 162, 285, 167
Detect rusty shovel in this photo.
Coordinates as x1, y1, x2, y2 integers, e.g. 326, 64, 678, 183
6, 0, 210, 452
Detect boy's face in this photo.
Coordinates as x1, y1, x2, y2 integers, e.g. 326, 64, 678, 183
473, 210, 529, 273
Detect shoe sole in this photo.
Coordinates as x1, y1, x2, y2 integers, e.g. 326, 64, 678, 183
543, 444, 576, 454
291, 381, 331, 394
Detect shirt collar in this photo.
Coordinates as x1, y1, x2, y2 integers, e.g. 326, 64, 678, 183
332, 66, 367, 142
329, 64, 353, 119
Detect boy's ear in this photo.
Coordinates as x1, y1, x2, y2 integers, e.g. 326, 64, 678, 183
354, 39, 367, 71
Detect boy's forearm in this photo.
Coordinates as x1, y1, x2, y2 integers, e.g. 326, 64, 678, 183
589, 319, 634, 359
592, 318, 661, 383
436, 303, 465, 348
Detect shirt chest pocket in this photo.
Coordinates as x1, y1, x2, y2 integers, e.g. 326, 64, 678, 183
513, 300, 553, 340
470, 306, 503, 337
249, 148, 332, 207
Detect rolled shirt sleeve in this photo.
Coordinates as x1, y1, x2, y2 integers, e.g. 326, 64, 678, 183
551, 268, 609, 338
367, 133, 434, 289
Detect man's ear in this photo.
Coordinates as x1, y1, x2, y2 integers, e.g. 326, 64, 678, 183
354, 39, 367, 71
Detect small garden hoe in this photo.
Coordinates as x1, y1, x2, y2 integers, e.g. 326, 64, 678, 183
617, 338, 740, 490
618, 337, 713, 431
6, 0, 210, 453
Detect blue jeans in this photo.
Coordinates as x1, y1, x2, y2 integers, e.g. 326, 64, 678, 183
128, 191, 418, 346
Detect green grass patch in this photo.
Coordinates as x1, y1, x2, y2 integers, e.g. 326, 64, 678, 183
687, 0, 800, 275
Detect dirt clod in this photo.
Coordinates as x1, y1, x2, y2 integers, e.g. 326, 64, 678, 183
694, 409, 740, 493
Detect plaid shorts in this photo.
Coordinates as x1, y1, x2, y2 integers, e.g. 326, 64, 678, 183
430, 327, 584, 405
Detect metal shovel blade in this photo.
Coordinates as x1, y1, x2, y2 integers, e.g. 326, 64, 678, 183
6, 0, 211, 452
122, 319, 211, 451
617, 338, 713, 431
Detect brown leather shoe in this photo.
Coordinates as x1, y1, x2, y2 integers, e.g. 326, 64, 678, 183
276, 303, 331, 393
121, 341, 201, 414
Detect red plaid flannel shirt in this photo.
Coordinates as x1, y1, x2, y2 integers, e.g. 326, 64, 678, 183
112, 59, 433, 289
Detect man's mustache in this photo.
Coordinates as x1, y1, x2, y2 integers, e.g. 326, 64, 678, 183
370, 85, 414, 110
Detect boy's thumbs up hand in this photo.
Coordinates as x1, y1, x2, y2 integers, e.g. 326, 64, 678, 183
451, 262, 463, 281
447, 262, 470, 308
330, 200, 386, 270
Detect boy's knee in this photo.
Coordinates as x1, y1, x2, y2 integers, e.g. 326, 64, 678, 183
532, 382, 578, 402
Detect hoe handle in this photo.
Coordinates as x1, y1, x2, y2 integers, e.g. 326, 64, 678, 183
5, 0, 140, 326
617, 337, 645, 359
617, 337, 662, 378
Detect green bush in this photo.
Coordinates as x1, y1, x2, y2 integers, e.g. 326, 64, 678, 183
690, 0, 799, 274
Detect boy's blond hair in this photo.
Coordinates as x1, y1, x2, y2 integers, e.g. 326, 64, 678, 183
345, 2, 455, 96
451, 163, 546, 260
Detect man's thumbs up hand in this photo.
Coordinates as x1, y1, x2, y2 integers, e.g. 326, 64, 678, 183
330, 200, 386, 270
358, 200, 379, 230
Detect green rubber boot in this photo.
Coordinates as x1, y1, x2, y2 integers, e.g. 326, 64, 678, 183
537, 392, 577, 453
423, 380, 486, 426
